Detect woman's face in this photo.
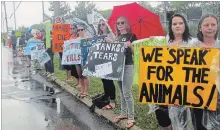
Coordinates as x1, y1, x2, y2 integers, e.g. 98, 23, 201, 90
171, 16, 185, 36
77, 26, 85, 37
70, 25, 77, 35
99, 21, 107, 31
116, 17, 127, 32
200, 17, 218, 39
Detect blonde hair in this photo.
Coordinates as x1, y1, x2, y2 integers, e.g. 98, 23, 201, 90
115, 16, 131, 37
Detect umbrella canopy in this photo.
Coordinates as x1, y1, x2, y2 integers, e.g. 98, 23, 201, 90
65, 18, 95, 37
108, 2, 165, 39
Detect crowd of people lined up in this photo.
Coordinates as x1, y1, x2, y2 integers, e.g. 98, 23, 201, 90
8, 13, 219, 130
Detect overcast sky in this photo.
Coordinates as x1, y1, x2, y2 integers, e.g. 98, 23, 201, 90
1, 1, 159, 32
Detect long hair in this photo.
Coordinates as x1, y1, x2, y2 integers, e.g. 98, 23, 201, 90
197, 14, 219, 42
98, 19, 110, 35
168, 14, 191, 42
115, 16, 131, 37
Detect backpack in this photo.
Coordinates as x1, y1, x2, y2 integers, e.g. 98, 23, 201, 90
90, 93, 110, 112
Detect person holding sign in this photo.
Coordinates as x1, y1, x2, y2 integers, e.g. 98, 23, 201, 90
191, 14, 220, 130
75, 24, 90, 98
96, 19, 116, 110
107, 16, 137, 129
69, 24, 80, 88
164, 14, 197, 130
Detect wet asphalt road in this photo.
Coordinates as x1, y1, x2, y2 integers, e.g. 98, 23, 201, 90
2, 47, 119, 130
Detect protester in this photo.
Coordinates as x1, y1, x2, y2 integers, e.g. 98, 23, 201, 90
166, 14, 197, 130
191, 14, 220, 130
11, 30, 17, 57
69, 24, 80, 88
96, 19, 116, 110
19, 33, 26, 47
107, 16, 137, 128
41, 29, 54, 74
75, 24, 90, 98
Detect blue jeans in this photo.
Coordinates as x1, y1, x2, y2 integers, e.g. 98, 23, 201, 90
45, 54, 54, 73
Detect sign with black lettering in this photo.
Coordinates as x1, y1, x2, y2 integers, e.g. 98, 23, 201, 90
82, 42, 125, 81
52, 24, 70, 52
80, 35, 106, 66
139, 46, 219, 111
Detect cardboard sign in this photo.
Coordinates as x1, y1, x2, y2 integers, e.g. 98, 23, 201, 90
133, 37, 167, 86
52, 24, 70, 52
38, 51, 51, 66
82, 42, 125, 81
24, 40, 42, 55
138, 46, 219, 111
61, 39, 81, 65
80, 35, 106, 66
30, 43, 45, 60
45, 20, 51, 48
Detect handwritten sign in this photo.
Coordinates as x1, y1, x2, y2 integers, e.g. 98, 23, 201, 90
30, 43, 45, 60
24, 40, 42, 55
80, 35, 106, 66
38, 51, 51, 66
61, 39, 81, 65
45, 20, 51, 48
82, 42, 125, 81
133, 37, 167, 86
139, 46, 219, 111
52, 24, 70, 52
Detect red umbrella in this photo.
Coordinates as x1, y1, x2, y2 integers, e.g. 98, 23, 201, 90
108, 2, 166, 39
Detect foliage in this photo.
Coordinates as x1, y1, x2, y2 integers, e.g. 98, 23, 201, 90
48, 2, 73, 22
30, 23, 45, 31
138, 1, 155, 12
17, 26, 29, 32
99, 9, 112, 19
72, 2, 97, 22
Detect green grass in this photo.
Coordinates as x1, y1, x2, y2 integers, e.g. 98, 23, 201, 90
53, 55, 159, 130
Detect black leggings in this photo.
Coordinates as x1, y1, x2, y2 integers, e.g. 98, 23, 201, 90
193, 108, 207, 130
155, 106, 171, 127
101, 79, 116, 101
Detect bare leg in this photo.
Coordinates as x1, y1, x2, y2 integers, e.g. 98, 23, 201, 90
160, 125, 172, 130
82, 78, 90, 95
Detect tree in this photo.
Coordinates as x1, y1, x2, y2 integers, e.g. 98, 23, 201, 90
17, 26, 29, 32
99, 9, 112, 19
73, 2, 97, 22
138, 1, 155, 12
30, 23, 45, 30
48, 2, 73, 22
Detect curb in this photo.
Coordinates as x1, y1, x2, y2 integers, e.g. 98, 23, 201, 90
40, 71, 142, 130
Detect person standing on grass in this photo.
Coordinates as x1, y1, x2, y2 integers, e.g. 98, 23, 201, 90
106, 16, 137, 129
96, 19, 116, 110
75, 24, 90, 98
69, 24, 80, 88
42, 29, 54, 74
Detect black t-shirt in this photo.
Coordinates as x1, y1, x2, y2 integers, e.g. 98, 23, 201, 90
116, 33, 137, 65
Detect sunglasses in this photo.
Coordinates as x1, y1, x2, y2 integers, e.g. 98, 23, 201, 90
77, 29, 84, 32
99, 23, 105, 26
117, 21, 125, 25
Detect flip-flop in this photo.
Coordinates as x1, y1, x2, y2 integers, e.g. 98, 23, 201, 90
102, 104, 115, 110
76, 92, 82, 97
80, 93, 88, 98
126, 120, 135, 129
112, 115, 127, 124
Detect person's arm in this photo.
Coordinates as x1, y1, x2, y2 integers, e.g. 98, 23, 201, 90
127, 34, 137, 53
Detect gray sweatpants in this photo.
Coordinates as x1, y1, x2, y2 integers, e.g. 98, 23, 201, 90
117, 65, 134, 120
